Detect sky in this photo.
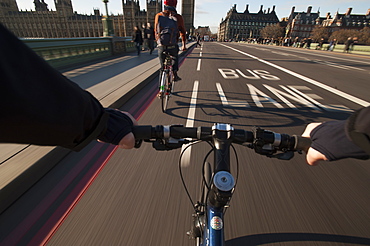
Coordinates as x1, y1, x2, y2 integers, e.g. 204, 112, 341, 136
15, 0, 370, 33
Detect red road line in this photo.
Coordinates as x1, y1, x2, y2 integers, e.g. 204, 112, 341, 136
33, 85, 158, 245
134, 84, 158, 119
1, 144, 104, 246
3, 47, 195, 245
129, 82, 158, 116
33, 145, 117, 245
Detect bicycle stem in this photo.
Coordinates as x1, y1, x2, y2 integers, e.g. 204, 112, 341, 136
209, 124, 235, 208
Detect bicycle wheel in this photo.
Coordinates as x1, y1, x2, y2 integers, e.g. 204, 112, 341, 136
160, 71, 169, 113
169, 70, 174, 94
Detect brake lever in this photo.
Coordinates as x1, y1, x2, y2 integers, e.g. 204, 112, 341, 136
245, 142, 295, 160
134, 139, 143, 148
266, 151, 295, 160
152, 138, 189, 151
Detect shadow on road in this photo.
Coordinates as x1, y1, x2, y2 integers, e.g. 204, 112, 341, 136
226, 232, 370, 245
164, 89, 352, 129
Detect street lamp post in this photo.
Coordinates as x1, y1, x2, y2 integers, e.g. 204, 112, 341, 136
102, 0, 114, 36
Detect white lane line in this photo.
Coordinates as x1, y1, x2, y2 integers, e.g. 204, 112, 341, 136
216, 83, 228, 106
218, 43, 370, 107
197, 59, 202, 71
181, 81, 199, 167
186, 81, 199, 127
197, 46, 203, 71
216, 83, 250, 107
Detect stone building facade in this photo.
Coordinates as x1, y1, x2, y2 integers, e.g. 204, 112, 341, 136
321, 8, 370, 34
218, 4, 279, 41
121, 0, 162, 38
0, 0, 105, 37
285, 6, 370, 39
181, 0, 195, 35
285, 6, 321, 39
0, 0, 164, 38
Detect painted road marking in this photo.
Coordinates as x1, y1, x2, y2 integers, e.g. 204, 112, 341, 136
218, 68, 280, 80
186, 81, 199, 126
246, 84, 284, 109
181, 81, 199, 167
219, 43, 370, 107
216, 83, 352, 112
216, 83, 250, 107
197, 59, 202, 71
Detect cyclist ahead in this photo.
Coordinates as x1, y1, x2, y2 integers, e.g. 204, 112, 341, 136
154, 0, 187, 82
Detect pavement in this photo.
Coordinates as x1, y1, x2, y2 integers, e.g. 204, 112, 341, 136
0, 43, 195, 213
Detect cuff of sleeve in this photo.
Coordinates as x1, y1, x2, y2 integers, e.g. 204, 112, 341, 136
346, 107, 370, 155
98, 108, 134, 145
73, 112, 110, 151
310, 120, 369, 161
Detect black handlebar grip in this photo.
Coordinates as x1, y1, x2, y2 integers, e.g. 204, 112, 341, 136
170, 126, 198, 139
293, 135, 311, 153
133, 126, 154, 139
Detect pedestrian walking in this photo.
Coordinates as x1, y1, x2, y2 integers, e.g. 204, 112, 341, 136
195, 32, 201, 47
350, 37, 358, 52
142, 24, 149, 51
132, 26, 143, 56
306, 38, 312, 49
327, 39, 337, 51
316, 38, 324, 50
292, 37, 299, 48
344, 37, 353, 53
144, 23, 155, 54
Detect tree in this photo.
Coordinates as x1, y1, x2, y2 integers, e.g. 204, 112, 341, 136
311, 26, 330, 42
260, 24, 284, 39
359, 27, 370, 45
330, 29, 362, 44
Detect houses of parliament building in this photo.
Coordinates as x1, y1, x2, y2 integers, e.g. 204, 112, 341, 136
0, 0, 195, 38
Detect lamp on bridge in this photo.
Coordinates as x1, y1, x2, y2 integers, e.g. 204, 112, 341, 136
102, 0, 114, 36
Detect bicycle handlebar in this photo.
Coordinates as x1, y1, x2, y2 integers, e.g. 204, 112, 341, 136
133, 124, 311, 160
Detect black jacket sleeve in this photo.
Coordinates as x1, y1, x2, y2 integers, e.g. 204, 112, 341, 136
310, 106, 370, 161
346, 106, 370, 155
0, 24, 109, 151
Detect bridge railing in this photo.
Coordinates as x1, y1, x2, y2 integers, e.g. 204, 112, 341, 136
22, 36, 136, 69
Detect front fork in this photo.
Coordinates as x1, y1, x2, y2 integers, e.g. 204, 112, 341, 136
187, 205, 225, 246
188, 124, 236, 246
188, 174, 234, 246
